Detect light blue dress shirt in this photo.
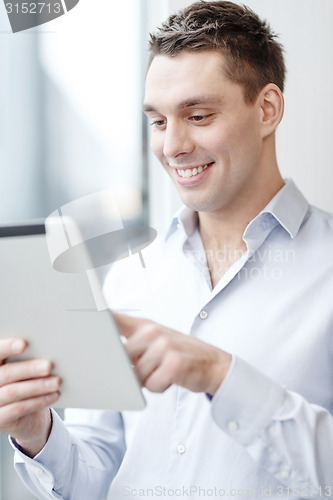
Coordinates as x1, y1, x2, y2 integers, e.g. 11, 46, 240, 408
12, 180, 333, 499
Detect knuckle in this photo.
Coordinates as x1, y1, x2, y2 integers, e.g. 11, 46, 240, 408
140, 323, 157, 340
155, 335, 170, 354
11, 401, 25, 418
0, 363, 13, 385
4, 383, 16, 402
165, 352, 183, 373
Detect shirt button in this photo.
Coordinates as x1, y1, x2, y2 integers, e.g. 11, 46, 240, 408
281, 470, 290, 479
177, 444, 186, 454
228, 421, 239, 432
199, 310, 208, 320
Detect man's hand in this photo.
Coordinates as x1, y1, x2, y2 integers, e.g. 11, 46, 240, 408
113, 313, 231, 396
0, 338, 60, 457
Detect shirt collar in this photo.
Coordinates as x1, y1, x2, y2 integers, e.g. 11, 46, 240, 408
165, 179, 309, 242
165, 206, 198, 241
247, 178, 309, 239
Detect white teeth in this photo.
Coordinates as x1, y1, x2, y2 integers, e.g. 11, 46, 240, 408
177, 164, 210, 178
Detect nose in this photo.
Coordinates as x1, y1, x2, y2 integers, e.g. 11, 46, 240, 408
162, 120, 195, 159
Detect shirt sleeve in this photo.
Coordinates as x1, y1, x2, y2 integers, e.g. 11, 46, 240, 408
10, 408, 126, 500
211, 355, 333, 493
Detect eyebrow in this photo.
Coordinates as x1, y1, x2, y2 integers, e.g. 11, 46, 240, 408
142, 95, 223, 113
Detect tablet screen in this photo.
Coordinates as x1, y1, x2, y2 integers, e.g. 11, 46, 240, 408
0, 220, 145, 411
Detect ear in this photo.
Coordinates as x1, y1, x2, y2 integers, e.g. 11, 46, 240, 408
258, 83, 284, 139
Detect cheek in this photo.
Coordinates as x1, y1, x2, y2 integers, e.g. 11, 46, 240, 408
196, 123, 231, 155
224, 118, 260, 161
150, 132, 164, 160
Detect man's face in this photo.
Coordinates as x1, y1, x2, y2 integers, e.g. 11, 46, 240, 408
144, 50, 266, 215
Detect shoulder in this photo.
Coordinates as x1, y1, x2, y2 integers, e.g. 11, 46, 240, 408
301, 204, 333, 236
296, 205, 333, 271
308, 204, 333, 221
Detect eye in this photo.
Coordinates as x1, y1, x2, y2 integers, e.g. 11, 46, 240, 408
150, 119, 166, 128
189, 114, 214, 123
190, 115, 206, 121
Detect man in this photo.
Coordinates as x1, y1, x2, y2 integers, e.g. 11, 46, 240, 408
1, 1, 333, 498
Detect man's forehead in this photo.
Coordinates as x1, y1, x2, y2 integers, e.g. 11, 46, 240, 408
143, 52, 230, 111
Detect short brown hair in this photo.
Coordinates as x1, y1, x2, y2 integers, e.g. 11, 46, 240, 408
148, 1, 286, 103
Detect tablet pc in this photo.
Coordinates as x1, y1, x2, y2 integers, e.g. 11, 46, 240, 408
0, 219, 145, 411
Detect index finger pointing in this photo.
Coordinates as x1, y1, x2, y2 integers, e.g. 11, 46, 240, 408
111, 312, 146, 339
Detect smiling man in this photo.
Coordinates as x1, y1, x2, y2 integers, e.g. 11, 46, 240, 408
143, 47, 285, 285
2, 2, 333, 499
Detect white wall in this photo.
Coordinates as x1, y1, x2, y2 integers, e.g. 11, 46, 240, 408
145, 0, 181, 233
147, 0, 333, 232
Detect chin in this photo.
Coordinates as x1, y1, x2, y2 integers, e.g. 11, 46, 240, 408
179, 197, 212, 213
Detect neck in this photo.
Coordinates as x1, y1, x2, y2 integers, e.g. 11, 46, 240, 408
198, 144, 284, 250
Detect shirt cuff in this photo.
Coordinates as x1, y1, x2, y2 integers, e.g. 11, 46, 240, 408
211, 355, 286, 446
10, 409, 74, 483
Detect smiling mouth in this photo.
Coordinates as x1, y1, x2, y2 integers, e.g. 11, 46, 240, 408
176, 163, 213, 178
